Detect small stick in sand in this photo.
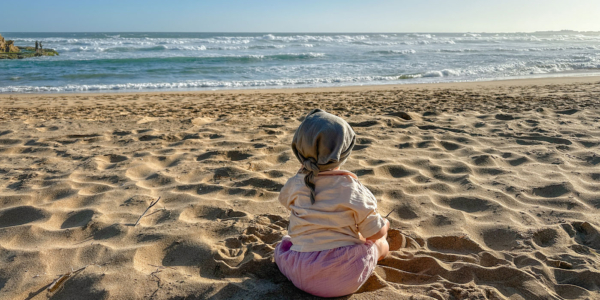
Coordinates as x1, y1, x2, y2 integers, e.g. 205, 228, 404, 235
385, 209, 395, 218
134, 197, 161, 226
47, 265, 88, 293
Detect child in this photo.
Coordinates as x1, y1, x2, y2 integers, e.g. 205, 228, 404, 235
274, 109, 390, 298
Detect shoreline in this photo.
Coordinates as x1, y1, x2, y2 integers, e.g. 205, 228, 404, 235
2, 75, 600, 98
1, 74, 598, 122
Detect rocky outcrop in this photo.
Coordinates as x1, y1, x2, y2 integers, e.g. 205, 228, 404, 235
0, 34, 20, 53
0, 33, 58, 59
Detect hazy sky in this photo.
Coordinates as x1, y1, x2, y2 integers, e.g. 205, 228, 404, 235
2, 0, 599, 32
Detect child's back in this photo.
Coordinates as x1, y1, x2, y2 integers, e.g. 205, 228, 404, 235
280, 170, 385, 252
274, 109, 390, 298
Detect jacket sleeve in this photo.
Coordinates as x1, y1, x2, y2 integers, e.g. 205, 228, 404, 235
350, 180, 386, 238
278, 177, 295, 210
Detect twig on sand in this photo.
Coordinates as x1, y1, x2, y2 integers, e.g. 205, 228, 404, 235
385, 209, 395, 218
47, 265, 88, 293
148, 268, 163, 299
148, 264, 175, 270
135, 197, 161, 226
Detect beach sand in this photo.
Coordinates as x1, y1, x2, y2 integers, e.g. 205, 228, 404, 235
1, 77, 599, 299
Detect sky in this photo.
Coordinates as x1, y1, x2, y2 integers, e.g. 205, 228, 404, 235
1, 0, 599, 33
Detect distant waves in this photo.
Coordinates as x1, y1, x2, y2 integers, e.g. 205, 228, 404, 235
1, 32, 600, 93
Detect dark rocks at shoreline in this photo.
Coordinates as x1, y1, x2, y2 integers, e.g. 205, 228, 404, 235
0, 33, 59, 59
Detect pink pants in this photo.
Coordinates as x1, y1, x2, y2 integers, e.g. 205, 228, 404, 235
274, 235, 378, 298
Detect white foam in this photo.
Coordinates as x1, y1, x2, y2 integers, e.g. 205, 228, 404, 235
407, 34, 434, 39
4, 32, 600, 94
0, 74, 431, 93
423, 71, 446, 77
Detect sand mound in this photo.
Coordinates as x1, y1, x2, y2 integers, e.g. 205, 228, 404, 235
0, 79, 599, 299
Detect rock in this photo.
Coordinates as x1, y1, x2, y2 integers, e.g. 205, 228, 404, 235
1, 33, 58, 59
7, 41, 19, 53
0, 34, 20, 53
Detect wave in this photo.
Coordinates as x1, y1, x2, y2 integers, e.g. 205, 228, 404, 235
229, 53, 326, 61
368, 50, 416, 55
406, 34, 434, 39
8, 33, 447, 47
5, 59, 599, 94
58, 44, 303, 52
423, 70, 460, 77
419, 59, 600, 78
437, 49, 479, 53
435, 46, 599, 53
59, 45, 209, 52
0, 74, 425, 93
452, 35, 600, 43
21, 53, 326, 65
257, 34, 371, 43
10, 32, 600, 46
10, 33, 600, 57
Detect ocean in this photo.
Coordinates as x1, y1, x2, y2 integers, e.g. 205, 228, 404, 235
1, 32, 599, 93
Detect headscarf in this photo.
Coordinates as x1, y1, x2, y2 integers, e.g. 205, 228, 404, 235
292, 109, 356, 204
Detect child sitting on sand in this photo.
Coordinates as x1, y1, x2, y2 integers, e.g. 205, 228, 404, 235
274, 109, 391, 298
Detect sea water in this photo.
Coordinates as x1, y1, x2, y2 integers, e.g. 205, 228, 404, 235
1, 32, 599, 93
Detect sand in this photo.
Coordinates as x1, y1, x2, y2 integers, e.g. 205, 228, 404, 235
1, 77, 599, 300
